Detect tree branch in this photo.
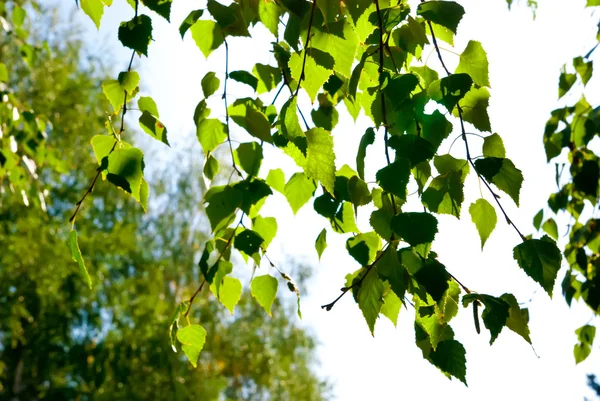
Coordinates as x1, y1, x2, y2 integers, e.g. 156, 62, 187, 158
293, 0, 317, 98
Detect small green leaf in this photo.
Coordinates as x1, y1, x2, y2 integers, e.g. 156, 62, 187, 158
542, 218, 559, 241
177, 325, 207, 367
381, 289, 402, 327
315, 228, 327, 260
211, 276, 242, 314
391, 212, 438, 246
205, 186, 243, 231
235, 229, 264, 255
482, 133, 506, 158
69, 230, 92, 289
179, 9, 203, 38
429, 74, 473, 112
376, 159, 411, 200
573, 56, 593, 85
201, 71, 220, 98
234, 142, 263, 177
280, 97, 304, 139
228, 100, 272, 142
574, 325, 596, 364
0, 63, 8, 82
388, 135, 435, 168
102, 80, 125, 112
266, 168, 285, 194
191, 20, 224, 58
197, 118, 227, 152
251, 275, 278, 316
357, 268, 385, 335
475, 158, 523, 206
142, 0, 172, 21
138, 96, 159, 116
429, 340, 467, 385
118, 15, 153, 56
203, 154, 219, 179
258, 0, 281, 36
253, 63, 282, 94
414, 260, 450, 303
455, 40, 490, 87
513, 236, 562, 296
463, 294, 510, 344
304, 127, 336, 194
417, 1, 465, 34
230, 70, 258, 90
139, 111, 169, 146
454, 87, 491, 132
106, 148, 145, 202
80, 0, 107, 29
558, 72, 576, 99
357, 128, 375, 180
469, 199, 497, 249
346, 232, 381, 266
533, 209, 544, 231
500, 293, 531, 344
91, 135, 116, 165
284, 172, 317, 214
370, 209, 394, 241
288, 51, 333, 102
376, 245, 407, 300
252, 216, 277, 249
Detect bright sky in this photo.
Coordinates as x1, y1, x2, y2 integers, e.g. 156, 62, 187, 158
66, 0, 600, 399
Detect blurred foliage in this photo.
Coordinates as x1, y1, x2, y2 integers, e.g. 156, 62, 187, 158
0, 3, 329, 400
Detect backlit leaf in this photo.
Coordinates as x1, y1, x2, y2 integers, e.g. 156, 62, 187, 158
177, 325, 207, 367
513, 236, 562, 296
315, 228, 327, 260
417, 1, 465, 34
469, 199, 497, 249
455, 40, 490, 87
191, 20, 224, 58
305, 128, 336, 194
251, 275, 278, 316
284, 172, 317, 214
69, 230, 92, 289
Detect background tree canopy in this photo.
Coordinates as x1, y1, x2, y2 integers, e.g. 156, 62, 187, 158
0, 0, 600, 399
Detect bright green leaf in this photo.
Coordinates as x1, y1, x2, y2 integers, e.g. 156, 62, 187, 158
196, 118, 227, 152
284, 172, 317, 214
252, 216, 277, 248
482, 133, 506, 158
191, 20, 224, 58
234, 142, 263, 177
469, 199, 497, 248
500, 293, 531, 344
315, 228, 327, 260
455, 40, 490, 87
542, 218, 559, 241
69, 230, 92, 289
204, 154, 219, 179
211, 276, 242, 314
179, 9, 204, 38
139, 111, 169, 146
201, 71, 220, 97
251, 275, 278, 316
266, 168, 285, 193
455, 87, 491, 132
138, 96, 159, 116
381, 289, 402, 327
253, 63, 282, 94
357, 268, 385, 335
305, 127, 336, 194
106, 148, 145, 202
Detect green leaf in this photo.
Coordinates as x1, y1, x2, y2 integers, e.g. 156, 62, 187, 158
258, 0, 281, 36
574, 325, 596, 364
228, 100, 272, 142
357, 128, 375, 180
573, 56, 593, 85
542, 218, 559, 241
304, 128, 336, 194
203, 154, 219, 179
201, 71, 220, 97
266, 168, 285, 193
513, 236, 562, 296
280, 97, 304, 139
429, 74, 473, 112
191, 20, 224, 58
197, 118, 227, 152
475, 158, 523, 206
118, 15, 153, 56
251, 275, 278, 316
422, 111, 453, 151
391, 212, 438, 246
315, 228, 327, 260
139, 111, 169, 146
177, 325, 207, 367
469, 199, 497, 249
558, 72, 576, 99
482, 133, 505, 158
393, 16, 429, 57
417, 1, 465, 34
0, 63, 8, 82
284, 172, 317, 214
376, 245, 406, 300
370, 209, 394, 241
118, 71, 139, 94
106, 148, 145, 202
381, 289, 402, 327
332, 202, 359, 233
205, 186, 243, 231
422, 170, 466, 218
138, 96, 159, 116
311, 20, 360, 77
252, 216, 277, 249
348, 176, 372, 208
253, 63, 282, 94
102, 80, 124, 112
289, 51, 333, 102
388, 135, 435, 167
429, 340, 467, 385
437, 280, 461, 324
533, 209, 544, 231
230, 70, 258, 91
80, 0, 107, 29
235, 229, 264, 255
500, 293, 531, 344
68, 230, 92, 289
376, 159, 411, 200
210, 276, 242, 314
455, 87, 491, 132
414, 260, 450, 302
455, 40, 490, 87
207, 0, 250, 36
179, 9, 203, 38
357, 268, 385, 335
142, 0, 172, 21
346, 232, 381, 266
91, 135, 116, 164
463, 294, 510, 344
234, 142, 263, 177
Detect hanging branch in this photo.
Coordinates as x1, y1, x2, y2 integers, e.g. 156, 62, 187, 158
70, 0, 139, 226
425, 20, 527, 242
223, 39, 243, 178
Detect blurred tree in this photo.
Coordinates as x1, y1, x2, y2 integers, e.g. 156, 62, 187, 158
0, 5, 329, 401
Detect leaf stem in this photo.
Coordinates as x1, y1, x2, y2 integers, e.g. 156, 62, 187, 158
223, 39, 243, 178
294, 0, 317, 98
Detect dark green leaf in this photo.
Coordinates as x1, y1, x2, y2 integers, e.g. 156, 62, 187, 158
235, 229, 264, 255
376, 245, 406, 300
346, 232, 381, 266
229, 99, 272, 142
391, 212, 438, 246
234, 142, 263, 177
388, 135, 435, 167
533, 209, 544, 230
558, 72, 576, 99
201, 71, 220, 97
118, 15, 153, 56
429, 74, 473, 112
253, 63, 282, 94
205, 186, 243, 231
376, 159, 411, 200
463, 294, 510, 344
417, 1, 465, 34
357, 128, 375, 180
68, 230, 92, 289
142, 0, 172, 21
229, 70, 258, 91
179, 9, 203, 38
429, 340, 467, 384
513, 236, 562, 296
414, 259, 450, 302
106, 148, 145, 203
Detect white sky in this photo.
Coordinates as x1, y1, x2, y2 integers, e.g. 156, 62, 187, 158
68, 0, 600, 399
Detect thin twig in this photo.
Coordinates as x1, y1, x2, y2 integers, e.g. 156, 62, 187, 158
426, 20, 526, 242
223, 39, 243, 177
293, 0, 317, 98
70, 1, 140, 225
321, 243, 390, 311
